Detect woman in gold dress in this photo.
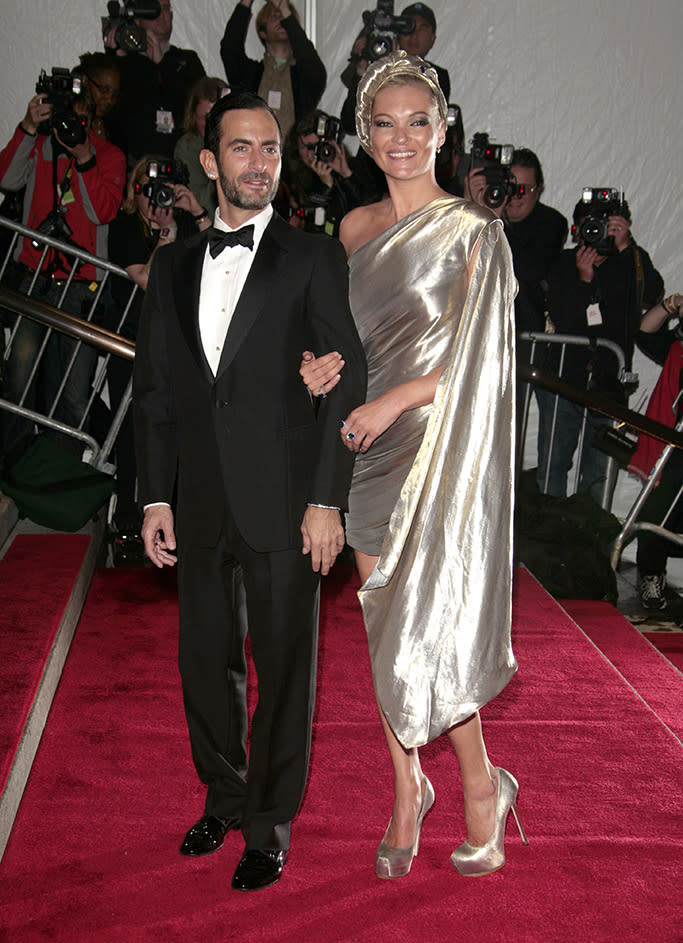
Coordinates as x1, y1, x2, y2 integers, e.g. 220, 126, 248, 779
301, 51, 527, 879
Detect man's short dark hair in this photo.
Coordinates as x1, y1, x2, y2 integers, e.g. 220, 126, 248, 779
204, 91, 282, 158
511, 147, 544, 192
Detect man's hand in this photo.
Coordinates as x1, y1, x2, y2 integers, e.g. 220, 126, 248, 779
575, 244, 601, 282
271, 0, 292, 16
22, 94, 51, 135
464, 168, 505, 217
300, 349, 344, 396
141, 504, 178, 568
606, 214, 631, 253
301, 506, 344, 575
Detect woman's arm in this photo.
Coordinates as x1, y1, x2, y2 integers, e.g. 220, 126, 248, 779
340, 365, 444, 453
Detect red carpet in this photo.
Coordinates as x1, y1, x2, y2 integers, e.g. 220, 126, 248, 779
0, 534, 91, 793
0, 566, 682, 942
643, 631, 683, 673
561, 598, 683, 744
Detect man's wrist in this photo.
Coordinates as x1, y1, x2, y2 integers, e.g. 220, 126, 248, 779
19, 122, 37, 137
75, 153, 96, 173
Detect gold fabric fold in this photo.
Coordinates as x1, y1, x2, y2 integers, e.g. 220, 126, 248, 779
352, 197, 518, 749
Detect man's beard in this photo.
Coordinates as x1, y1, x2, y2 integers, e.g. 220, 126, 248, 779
218, 168, 279, 211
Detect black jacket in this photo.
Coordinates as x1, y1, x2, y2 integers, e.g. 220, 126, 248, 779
133, 213, 367, 550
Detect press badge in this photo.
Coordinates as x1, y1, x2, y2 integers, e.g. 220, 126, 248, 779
586, 302, 603, 327
156, 109, 174, 134
267, 90, 282, 110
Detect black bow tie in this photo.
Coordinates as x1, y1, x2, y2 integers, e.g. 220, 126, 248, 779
208, 224, 255, 258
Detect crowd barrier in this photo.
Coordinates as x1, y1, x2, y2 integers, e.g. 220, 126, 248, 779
0, 216, 137, 473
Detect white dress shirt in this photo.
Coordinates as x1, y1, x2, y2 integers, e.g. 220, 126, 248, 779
198, 204, 273, 375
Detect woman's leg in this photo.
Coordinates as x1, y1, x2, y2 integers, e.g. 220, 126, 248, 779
446, 713, 497, 846
355, 549, 425, 848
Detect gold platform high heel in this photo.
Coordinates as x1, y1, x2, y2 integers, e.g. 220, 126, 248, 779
450, 767, 528, 877
375, 777, 435, 879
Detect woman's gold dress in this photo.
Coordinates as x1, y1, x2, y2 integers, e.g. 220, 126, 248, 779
346, 196, 518, 749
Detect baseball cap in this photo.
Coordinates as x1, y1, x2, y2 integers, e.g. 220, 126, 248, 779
401, 3, 437, 31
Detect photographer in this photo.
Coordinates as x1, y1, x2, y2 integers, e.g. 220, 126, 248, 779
629, 294, 683, 612
0, 80, 125, 456
535, 195, 664, 502
106, 154, 210, 538
282, 111, 379, 237
106, 0, 205, 164
78, 52, 121, 142
173, 76, 228, 219
221, 0, 326, 140
340, 3, 450, 137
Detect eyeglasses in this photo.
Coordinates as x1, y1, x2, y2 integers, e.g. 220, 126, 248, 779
88, 77, 119, 98
511, 184, 539, 198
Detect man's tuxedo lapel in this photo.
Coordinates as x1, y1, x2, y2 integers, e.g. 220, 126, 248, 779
215, 223, 285, 379
172, 233, 214, 384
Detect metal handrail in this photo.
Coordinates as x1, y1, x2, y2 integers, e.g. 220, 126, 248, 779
519, 364, 683, 451
0, 216, 135, 279
0, 287, 135, 361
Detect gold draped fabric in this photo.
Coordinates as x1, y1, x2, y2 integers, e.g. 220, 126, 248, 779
349, 196, 518, 749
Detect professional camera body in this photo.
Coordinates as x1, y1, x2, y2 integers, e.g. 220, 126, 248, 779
35, 68, 88, 149
573, 187, 630, 255
470, 132, 522, 209
137, 158, 189, 208
30, 208, 73, 248
360, 1, 415, 61
315, 115, 343, 163
105, 0, 161, 53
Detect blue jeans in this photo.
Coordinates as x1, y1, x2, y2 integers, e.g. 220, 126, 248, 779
536, 390, 611, 503
1, 275, 97, 456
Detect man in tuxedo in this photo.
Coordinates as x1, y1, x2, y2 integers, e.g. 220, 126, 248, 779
133, 91, 366, 891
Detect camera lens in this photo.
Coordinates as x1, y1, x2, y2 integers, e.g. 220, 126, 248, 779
155, 184, 175, 209
315, 141, 336, 163
54, 111, 87, 148
579, 217, 603, 245
485, 185, 506, 209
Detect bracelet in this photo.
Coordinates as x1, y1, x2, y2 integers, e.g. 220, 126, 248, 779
193, 208, 209, 222
662, 294, 679, 315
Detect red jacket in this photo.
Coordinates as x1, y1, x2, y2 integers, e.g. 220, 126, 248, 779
0, 124, 125, 280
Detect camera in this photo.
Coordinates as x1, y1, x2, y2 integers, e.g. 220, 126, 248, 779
470, 132, 522, 209
30, 208, 74, 249
35, 68, 88, 149
314, 115, 343, 163
137, 159, 189, 209
573, 187, 630, 256
360, 1, 415, 61
105, 1, 161, 53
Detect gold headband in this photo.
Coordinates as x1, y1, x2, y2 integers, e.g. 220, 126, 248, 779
355, 50, 447, 155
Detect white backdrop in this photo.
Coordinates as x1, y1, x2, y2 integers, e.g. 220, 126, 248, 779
0, 0, 680, 283
0, 0, 681, 524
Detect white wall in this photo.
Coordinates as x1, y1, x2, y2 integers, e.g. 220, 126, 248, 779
0, 0, 679, 282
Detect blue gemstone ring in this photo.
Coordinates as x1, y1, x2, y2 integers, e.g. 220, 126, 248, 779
346, 432, 355, 440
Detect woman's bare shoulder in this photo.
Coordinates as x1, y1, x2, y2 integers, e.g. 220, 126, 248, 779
340, 199, 393, 257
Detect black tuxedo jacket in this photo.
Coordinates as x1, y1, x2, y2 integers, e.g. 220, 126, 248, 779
133, 212, 367, 551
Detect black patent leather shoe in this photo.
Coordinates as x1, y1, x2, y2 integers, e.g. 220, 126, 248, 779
179, 814, 241, 856
231, 849, 288, 891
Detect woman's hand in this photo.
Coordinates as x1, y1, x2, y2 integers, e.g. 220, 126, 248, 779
300, 349, 344, 396
340, 392, 402, 453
